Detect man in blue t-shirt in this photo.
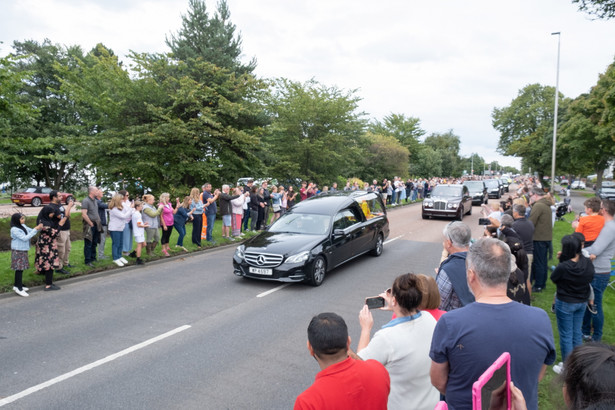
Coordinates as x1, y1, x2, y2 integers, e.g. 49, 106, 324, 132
430, 237, 555, 410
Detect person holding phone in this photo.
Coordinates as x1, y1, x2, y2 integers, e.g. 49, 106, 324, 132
353, 273, 439, 410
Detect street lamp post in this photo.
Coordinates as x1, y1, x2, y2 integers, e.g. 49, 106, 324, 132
551, 32, 561, 194
471, 154, 474, 177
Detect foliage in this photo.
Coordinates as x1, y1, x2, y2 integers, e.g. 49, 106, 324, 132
572, 0, 615, 19
361, 132, 410, 179
492, 84, 570, 178
261, 78, 367, 185
0, 39, 92, 191
409, 145, 442, 177
368, 113, 424, 159
423, 130, 462, 177
166, 0, 256, 75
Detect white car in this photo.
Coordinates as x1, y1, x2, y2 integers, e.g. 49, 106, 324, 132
570, 181, 586, 189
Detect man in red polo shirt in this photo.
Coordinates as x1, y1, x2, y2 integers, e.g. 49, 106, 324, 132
294, 312, 390, 410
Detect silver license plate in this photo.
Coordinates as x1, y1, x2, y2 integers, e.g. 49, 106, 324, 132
249, 267, 273, 276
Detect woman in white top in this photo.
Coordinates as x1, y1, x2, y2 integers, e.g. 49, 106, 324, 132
230, 187, 246, 238
108, 193, 134, 267
355, 273, 439, 410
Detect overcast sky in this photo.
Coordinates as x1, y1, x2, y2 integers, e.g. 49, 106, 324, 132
2, 0, 615, 170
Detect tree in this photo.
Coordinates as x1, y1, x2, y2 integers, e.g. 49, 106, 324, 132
559, 60, 615, 187
166, 0, 256, 75
423, 130, 462, 177
0, 39, 89, 190
362, 132, 409, 179
492, 84, 569, 178
572, 0, 615, 19
409, 145, 442, 178
368, 113, 424, 159
262, 78, 367, 185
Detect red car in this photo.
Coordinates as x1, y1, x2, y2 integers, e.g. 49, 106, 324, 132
11, 187, 75, 207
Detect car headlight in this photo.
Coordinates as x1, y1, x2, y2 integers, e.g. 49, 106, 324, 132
424, 200, 433, 208
286, 251, 310, 264
235, 245, 245, 259
448, 203, 458, 209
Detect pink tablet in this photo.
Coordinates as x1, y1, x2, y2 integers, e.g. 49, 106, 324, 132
472, 352, 511, 410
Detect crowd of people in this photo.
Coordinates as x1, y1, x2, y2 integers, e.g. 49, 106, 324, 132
294, 177, 615, 410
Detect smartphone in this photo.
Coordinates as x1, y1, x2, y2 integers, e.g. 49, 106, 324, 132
365, 296, 385, 309
472, 352, 511, 410
478, 218, 491, 225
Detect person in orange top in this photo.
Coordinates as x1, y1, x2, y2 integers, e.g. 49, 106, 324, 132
572, 197, 605, 247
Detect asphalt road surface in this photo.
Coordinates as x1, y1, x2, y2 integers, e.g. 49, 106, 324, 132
0, 198, 509, 409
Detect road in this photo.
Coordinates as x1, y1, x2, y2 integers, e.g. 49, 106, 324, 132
0, 198, 504, 409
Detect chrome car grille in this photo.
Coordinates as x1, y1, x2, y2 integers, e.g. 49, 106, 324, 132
434, 201, 447, 210
244, 252, 284, 268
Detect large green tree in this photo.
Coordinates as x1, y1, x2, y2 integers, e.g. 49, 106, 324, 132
423, 130, 462, 177
262, 78, 367, 184
166, 0, 256, 75
361, 132, 409, 180
368, 113, 424, 159
492, 83, 569, 178
0, 39, 89, 190
409, 145, 442, 178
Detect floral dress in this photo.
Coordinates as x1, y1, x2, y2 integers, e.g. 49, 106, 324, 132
35, 226, 60, 273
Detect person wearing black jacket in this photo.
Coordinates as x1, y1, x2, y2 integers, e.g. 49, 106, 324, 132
551, 234, 595, 372
261, 181, 271, 228
249, 186, 259, 231
512, 204, 534, 277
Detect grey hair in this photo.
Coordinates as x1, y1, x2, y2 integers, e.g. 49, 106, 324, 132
467, 237, 512, 287
531, 187, 545, 196
443, 222, 471, 248
222, 184, 229, 191
512, 204, 526, 216
88, 186, 98, 194
500, 214, 514, 227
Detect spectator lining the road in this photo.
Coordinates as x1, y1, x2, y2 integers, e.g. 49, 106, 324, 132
36, 200, 70, 291
10, 213, 42, 297
354, 273, 439, 410
572, 197, 605, 247
436, 221, 474, 311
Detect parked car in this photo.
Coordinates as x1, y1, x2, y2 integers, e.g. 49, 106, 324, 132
570, 181, 586, 190
233, 191, 389, 286
484, 179, 502, 199
463, 181, 488, 205
11, 187, 75, 207
560, 179, 569, 185
422, 184, 472, 220
596, 185, 615, 201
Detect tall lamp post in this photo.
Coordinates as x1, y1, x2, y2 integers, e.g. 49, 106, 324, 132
550, 31, 561, 194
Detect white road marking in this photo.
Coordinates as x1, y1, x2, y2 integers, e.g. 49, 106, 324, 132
384, 235, 404, 245
257, 284, 291, 298
0, 325, 191, 407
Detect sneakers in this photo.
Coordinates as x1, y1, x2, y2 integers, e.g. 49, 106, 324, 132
587, 303, 598, 315
113, 259, 125, 267
162, 249, 170, 256
22, 286, 29, 291
13, 287, 29, 297
119, 257, 129, 264
583, 334, 593, 342
44, 284, 61, 291
136, 258, 144, 265
55, 268, 70, 275
129, 251, 137, 258
553, 362, 564, 374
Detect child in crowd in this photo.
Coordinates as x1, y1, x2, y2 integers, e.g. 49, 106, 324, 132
10, 213, 43, 297
131, 201, 149, 265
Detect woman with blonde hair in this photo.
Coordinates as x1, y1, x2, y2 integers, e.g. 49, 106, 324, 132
108, 193, 134, 267
159, 192, 177, 256
189, 188, 205, 248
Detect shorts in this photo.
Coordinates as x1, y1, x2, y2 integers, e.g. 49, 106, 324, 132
222, 214, 232, 227
134, 234, 145, 243
145, 228, 160, 243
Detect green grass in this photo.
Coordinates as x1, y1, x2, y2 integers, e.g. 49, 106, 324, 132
536, 212, 615, 409
0, 215, 258, 293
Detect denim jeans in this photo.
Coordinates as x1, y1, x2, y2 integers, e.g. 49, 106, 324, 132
243, 208, 250, 231
582, 272, 610, 341
206, 213, 216, 242
174, 223, 186, 247
532, 240, 551, 288
191, 213, 202, 246
122, 222, 133, 252
109, 230, 123, 261
555, 298, 586, 361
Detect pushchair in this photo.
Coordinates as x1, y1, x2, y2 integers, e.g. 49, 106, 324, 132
555, 197, 571, 221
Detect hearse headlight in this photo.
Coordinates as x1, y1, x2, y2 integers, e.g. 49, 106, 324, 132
235, 245, 245, 259
286, 251, 310, 264
448, 203, 458, 209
